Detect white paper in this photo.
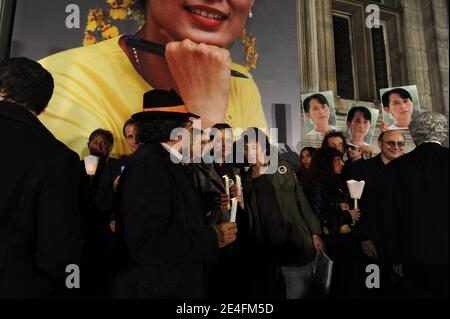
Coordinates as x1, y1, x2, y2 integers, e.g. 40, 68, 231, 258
312, 249, 334, 295
223, 176, 230, 194
235, 175, 242, 196
223, 176, 230, 210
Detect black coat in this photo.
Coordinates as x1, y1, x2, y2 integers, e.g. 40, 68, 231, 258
304, 175, 353, 235
346, 155, 389, 245
0, 101, 83, 298
79, 157, 119, 298
243, 161, 322, 266
114, 143, 218, 299
79, 157, 115, 239
96, 156, 129, 217
382, 143, 449, 298
189, 163, 229, 225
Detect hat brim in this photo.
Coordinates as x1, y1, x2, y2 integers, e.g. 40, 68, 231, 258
132, 111, 200, 121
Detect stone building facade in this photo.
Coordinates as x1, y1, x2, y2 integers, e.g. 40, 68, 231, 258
297, 0, 448, 151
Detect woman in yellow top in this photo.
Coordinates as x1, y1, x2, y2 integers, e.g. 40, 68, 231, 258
39, 0, 267, 157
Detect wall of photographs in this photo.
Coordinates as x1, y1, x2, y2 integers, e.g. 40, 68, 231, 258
300, 85, 421, 154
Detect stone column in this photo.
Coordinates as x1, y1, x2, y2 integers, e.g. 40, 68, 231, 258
423, 0, 449, 116
316, 0, 338, 95
401, 0, 431, 111
298, 0, 320, 94
298, 0, 339, 150
0, 0, 17, 59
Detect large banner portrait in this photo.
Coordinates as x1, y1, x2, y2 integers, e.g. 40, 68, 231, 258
380, 85, 421, 131
301, 90, 338, 138
7, 0, 303, 158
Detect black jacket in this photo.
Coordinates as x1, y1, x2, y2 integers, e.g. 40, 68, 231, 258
96, 156, 129, 217
382, 143, 449, 298
114, 143, 219, 298
243, 161, 322, 266
0, 101, 83, 298
79, 157, 116, 237
346, 155, 388, 244
189, 163, 229, 225
305, 175, 353, 235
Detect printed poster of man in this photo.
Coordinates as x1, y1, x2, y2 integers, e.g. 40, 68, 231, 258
380, 85, 421, 130
301, 91, 338, 137
343, 104, 379, 147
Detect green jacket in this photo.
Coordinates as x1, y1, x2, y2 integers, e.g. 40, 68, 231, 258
244, 160, 322, 266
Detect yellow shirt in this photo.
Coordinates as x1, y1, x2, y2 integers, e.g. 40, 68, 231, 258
38, 36, 267, 158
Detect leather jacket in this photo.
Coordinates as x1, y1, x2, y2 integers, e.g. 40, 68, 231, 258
305, 175, 353, 235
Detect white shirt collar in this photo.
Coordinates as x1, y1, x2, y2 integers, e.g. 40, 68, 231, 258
423, 141, 443, 146
388, 124, 408, 130
347, 140, 370, 148
161, 143, 183, 163
306, 129, 320, 136
306, 126, 338, 136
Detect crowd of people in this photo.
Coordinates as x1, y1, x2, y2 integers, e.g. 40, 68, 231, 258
0, 0, 448, 300
1, 56, 448, 299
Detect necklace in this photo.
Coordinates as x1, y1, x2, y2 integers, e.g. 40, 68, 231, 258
131, 47, 142, 73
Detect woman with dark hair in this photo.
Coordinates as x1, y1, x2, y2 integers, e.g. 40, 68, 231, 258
346, 106, 372, 148
240, 128, 323, 299
39, 0, 267, 156
344, 107, 374, 179
304, 147, 362, 298
303, 94, 338, 136
321, 131, 347, 156
297, 147, 316, 186
381, 88, 414, 129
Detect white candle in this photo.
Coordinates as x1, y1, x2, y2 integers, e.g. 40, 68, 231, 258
230, 198, 238, 223
351, 198, 359, 226
223, 175, 230, 194
223, 175, 230, 210
235, 175, 242, 196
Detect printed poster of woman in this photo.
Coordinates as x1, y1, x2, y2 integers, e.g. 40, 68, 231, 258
343, 104, 379, 148
380, 85, 421, 131
301, 91, 338, 138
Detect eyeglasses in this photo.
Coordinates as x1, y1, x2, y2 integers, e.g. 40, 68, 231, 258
382, 140, 405, 148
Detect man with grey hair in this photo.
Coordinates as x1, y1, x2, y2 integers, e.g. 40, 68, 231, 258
382, 112, 449, 298
409, 112, 449, 147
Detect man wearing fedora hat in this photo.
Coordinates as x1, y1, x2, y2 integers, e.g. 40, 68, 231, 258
114, 89, 237, 299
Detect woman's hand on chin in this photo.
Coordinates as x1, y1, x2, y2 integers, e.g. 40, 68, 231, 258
162, 29, 231, 130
